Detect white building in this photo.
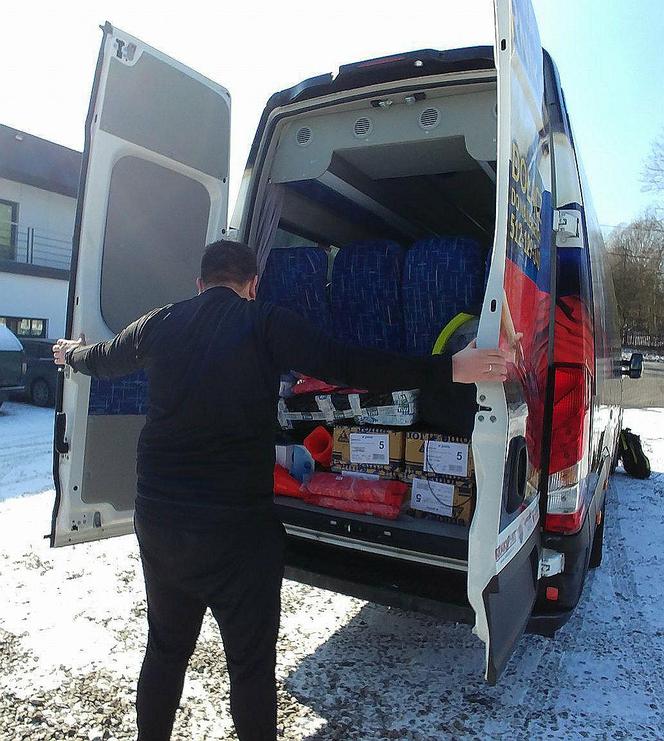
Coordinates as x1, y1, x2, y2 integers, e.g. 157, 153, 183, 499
0, 124, 81, 340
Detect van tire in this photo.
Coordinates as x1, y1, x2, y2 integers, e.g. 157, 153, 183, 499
589, 506, 605, 569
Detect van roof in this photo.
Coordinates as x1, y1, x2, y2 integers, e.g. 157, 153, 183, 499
267, 46, 495, 109
243, 46, 495, 168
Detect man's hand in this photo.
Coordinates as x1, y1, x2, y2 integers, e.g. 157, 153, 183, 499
452, 339, 512, 383
53, 335, 86, 366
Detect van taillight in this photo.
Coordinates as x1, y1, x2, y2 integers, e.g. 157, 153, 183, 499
545, 365, 590, 534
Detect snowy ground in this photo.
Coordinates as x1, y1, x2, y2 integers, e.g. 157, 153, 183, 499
1, 400, 663, 740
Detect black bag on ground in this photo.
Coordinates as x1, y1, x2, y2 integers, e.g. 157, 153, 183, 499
618, 428, 651, 479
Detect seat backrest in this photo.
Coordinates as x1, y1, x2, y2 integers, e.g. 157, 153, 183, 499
331, 240, 405, 351
402, 236, 486, 356
258, 246, 331, 330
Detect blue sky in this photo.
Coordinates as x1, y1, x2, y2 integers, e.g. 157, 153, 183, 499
533, 0, 664, 229
1, 1, 662, 230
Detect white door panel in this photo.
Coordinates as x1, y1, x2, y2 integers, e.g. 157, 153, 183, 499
469, 0, 550, 683
52, 23, 230, 546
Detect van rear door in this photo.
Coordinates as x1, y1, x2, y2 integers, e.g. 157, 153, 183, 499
51, 23, 230, 546
468, 0, 552, 683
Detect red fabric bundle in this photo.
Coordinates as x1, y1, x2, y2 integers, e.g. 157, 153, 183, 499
304, 494, 401, 520
305, 473, 407, 505
273, 465, 304, 498
303, 473, 407, 518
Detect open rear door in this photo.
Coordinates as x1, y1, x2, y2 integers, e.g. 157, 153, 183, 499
51, 23, 230, 546
468, 0, 552, 682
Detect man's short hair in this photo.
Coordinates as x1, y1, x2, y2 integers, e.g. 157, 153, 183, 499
200, 240, 258, 286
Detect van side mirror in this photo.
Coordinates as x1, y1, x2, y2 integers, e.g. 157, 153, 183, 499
621, 352, 643, 379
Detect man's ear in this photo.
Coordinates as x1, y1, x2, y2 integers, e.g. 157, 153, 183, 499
248, 275, 258, 301
196, 277, 205, 295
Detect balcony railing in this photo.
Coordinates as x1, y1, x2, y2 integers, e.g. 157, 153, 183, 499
0, 220, 73, 272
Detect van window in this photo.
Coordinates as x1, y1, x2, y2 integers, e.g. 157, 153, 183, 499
100, 156, 210, 333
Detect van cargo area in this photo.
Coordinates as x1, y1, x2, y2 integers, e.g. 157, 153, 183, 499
257, 81, 498, 563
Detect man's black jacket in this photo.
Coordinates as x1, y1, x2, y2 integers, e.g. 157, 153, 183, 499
66, 286, 460, 518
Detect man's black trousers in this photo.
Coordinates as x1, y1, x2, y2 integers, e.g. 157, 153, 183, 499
133, 505, 285, 741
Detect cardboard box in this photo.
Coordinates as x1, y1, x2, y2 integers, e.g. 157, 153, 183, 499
404, 431, 474, 481
407, 474, 475, 526
332, 425, 405, 479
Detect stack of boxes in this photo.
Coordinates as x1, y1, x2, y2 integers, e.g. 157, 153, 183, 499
402, 431, 475, 526
331, 424, 475, 526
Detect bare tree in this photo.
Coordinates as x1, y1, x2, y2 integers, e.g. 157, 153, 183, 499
608, 215, 664, 343
642, 129, 664, 196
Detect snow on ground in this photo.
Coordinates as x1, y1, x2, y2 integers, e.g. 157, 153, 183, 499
0, 401, 53, 501
1, 400, 663, 740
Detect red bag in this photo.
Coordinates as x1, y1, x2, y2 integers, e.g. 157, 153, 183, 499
304, 473, 408, 506
304, 494, 401, 520
273, 465, 304, 498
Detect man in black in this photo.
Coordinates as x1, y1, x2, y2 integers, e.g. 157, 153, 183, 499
53, 240, 509, 741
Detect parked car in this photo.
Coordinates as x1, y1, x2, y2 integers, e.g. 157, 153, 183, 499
0, 325, 26, 409
52, 0, 641, 683
19, 337, 58, 407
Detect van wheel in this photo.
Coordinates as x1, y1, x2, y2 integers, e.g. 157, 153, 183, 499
31, 378, 53, 407
589, 506, 605, 569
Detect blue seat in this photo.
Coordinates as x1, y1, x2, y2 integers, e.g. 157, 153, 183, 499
331, 240, 405, 352
402, 236, 486, 356
259, 246, 331, 331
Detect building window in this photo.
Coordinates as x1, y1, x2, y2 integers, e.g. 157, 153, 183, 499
0, 199, 19, 261
0, 316, 48, 338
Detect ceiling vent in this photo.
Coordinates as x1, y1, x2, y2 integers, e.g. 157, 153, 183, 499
353, 116, 373, 138
419, 107, 440, 130
296, 126, 312, 146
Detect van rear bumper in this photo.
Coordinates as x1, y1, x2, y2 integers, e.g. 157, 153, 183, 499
527, 506, 595, 636
284, 535, 473, 624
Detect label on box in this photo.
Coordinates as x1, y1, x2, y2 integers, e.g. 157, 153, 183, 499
424, 440, 469, 477
411, 477, 455, 517
349, 433, 390, 465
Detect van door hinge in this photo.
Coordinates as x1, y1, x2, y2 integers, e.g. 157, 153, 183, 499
553, 209, 584, 248
539, 548, 565, 578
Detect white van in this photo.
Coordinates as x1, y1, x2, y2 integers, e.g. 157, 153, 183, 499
52, 0, 636, 683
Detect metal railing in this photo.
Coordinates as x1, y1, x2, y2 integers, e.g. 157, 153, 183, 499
622, 332, 664, 353
0, 220, 72, 271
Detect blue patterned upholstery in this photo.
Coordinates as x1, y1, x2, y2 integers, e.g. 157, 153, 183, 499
88, 371, 148, 415
331, 240, 405, 351
258, 246, 331, 330
402, 236, 486, 356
